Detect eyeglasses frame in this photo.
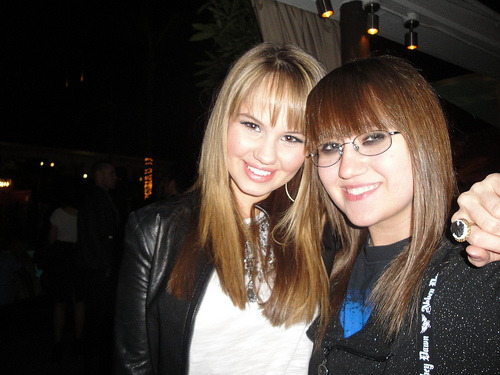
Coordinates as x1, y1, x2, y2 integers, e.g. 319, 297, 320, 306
308, 130, 402, 168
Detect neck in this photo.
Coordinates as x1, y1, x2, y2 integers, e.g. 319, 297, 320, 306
368, 219, 412, 247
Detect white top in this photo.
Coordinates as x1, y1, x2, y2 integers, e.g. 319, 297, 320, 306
188, 271, 313, 375
50, 207, 78, 243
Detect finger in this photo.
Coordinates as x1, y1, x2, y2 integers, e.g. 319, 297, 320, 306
462, 174, 500, 221
470, 187, 500, 222
466, 246, 489, 267
482, 173, 500, 200
451, 198, 482, 224
452, 194, 500, 241
466, 227, 500, 254
466, 246, 500, 267
453, 189, 497, 219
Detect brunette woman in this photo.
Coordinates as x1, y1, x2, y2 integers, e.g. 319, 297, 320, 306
299, 56, 500, 374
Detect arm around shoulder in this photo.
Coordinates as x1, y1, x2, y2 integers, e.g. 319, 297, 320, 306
452, 173, 500, 266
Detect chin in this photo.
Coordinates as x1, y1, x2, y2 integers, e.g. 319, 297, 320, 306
344, 213, 375, 229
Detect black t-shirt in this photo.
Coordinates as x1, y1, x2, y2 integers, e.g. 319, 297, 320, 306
340, 237, 409, 337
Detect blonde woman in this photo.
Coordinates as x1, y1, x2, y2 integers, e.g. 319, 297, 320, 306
114, 42, 331, 374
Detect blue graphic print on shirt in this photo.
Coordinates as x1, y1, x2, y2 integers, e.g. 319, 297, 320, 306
339, 238, 409, 338
340, 288, 374, 338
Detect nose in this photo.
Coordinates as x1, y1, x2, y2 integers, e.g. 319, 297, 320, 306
253, 136, 278, 165
337, 143, 367, 179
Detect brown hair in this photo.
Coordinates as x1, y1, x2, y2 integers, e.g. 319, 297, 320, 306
168, 42, 329, 326
301, 55, 456, 339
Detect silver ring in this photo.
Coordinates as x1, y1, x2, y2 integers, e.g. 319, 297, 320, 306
451, 218, 474, 242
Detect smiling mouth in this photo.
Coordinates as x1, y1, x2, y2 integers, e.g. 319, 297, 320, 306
345, 184, 378, 196
247, 164, 272, 177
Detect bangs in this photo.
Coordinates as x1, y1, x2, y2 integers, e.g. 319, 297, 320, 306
231, 72, 310, 134
306, 79, 395, 152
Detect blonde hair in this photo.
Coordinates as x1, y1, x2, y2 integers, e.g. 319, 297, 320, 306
301, 55, 456, 339
169, 42, 329, 326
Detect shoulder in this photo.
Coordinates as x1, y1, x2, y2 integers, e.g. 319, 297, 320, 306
429, 237, 500, 323
120, 193, 199, 283
127, 193, 198, 235
50, 207, 67, 223
50, 207, 63, 219
435, 238, 500, 288
428, 238, 500, 372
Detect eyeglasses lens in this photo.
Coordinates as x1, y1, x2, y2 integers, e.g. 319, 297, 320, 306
314, 131, 393, 167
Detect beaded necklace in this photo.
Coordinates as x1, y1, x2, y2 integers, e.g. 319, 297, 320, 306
244, 214, 274, 303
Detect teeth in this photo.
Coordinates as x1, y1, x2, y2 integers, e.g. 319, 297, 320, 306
346, 185, 376, 195
247, 165, 271, 176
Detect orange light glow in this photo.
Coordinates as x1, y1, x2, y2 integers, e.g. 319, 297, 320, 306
144, 158, 153, 200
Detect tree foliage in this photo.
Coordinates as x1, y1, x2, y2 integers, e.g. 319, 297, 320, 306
190, 0, 262, 92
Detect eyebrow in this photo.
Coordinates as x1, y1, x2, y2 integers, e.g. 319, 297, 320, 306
237, 112, 304, 134
237, 113, 261, 123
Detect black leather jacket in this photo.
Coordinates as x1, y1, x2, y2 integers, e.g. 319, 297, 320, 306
114, 193, 336, 375
114, 194, 206, 375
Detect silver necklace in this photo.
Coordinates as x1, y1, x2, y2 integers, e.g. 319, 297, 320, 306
244, 216, 273, 303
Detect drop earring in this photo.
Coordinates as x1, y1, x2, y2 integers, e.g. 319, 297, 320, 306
285, 183, 295, 203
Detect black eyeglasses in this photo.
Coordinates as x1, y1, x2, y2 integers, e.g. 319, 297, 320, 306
308, 130, 402, 168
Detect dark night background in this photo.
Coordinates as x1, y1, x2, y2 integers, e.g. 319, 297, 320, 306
2, 1, 210, 164
2, 0, 499, 174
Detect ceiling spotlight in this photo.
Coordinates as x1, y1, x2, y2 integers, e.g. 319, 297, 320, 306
364, 1, 380, 35
316, 0, 334, 18
403, 13, 419, 50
